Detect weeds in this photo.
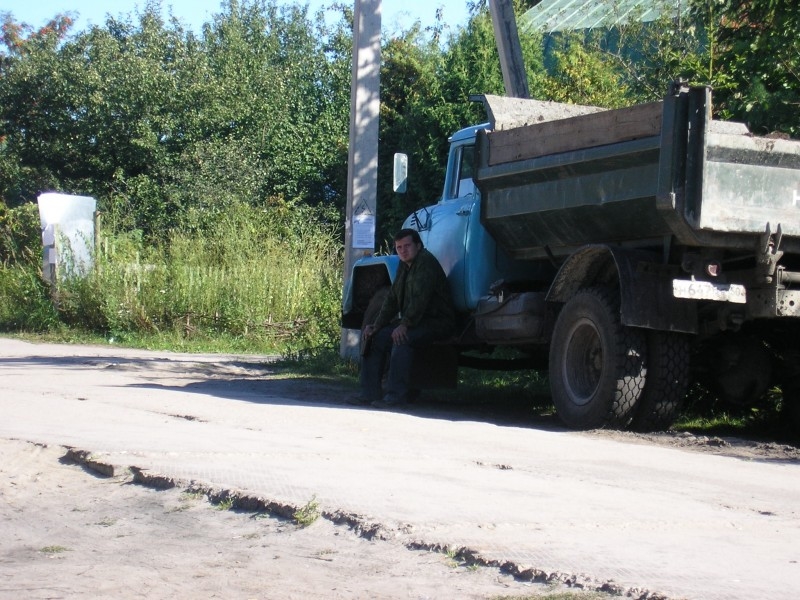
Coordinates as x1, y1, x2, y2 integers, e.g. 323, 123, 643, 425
216, 497, 235, 511
40, 545, 69, 554
274, 346, 359, 380
1, 202, 343, 354
444, 547, 461, 568
293, 495, 320, 527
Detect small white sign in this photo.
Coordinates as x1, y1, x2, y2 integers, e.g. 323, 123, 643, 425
353, 214, 375, 249
352, 199, 375, 249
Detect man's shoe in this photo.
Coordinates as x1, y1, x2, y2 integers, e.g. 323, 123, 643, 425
346, 394, 371, 406
371, 394, 408, 409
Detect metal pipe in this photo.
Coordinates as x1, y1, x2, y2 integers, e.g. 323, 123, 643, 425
779, 270, 800, 285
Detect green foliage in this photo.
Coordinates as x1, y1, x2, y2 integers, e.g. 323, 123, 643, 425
522, 0, 799, 136
1, 1, 351, 238
275, 345, 360, 380
293, 495, 320, 527
50, 201, 343, 352
215, 497, 235, 511
675, 383, 797, 441
0, 263, 59, 331
0, 202, 40, 266
0, 202, 57, 331
705, 0, 800, 135
542, 33, 629, 107
39, 545, 70, 554
4, 0, 797, 251
611, 1, 716, 100
530, 0, 713, 107
377, 28, 453, 241
375, 3, 548, 242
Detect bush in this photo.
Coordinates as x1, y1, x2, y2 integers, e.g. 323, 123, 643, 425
0, 202, 41, 267
51, 201, 343, 352
0, 203, 59, 332
0, 264, 59, 331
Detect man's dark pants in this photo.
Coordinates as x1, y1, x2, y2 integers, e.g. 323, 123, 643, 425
360, 324, 441, 403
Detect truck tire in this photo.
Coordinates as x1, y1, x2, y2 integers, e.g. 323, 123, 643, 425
549, 286, 647, 430
629, 331, 690, 432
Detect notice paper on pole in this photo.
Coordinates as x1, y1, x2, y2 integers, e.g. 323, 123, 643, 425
352, 199, 375, 249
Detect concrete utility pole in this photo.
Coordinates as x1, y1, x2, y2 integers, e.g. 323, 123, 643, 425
340, 0, 381, 358
489, 0, 530, 98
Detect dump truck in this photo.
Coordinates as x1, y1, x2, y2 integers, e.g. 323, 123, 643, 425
342, 83, 800, 430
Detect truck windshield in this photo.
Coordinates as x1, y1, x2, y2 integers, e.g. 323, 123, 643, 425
449, 144, 475, 200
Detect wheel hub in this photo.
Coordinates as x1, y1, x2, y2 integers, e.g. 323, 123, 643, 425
563, 318, 602, 406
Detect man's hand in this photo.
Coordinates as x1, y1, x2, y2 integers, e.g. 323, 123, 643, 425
391, 323, 409, 345
362, 324, 376, 339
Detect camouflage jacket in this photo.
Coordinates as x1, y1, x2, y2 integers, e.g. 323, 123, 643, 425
373, 248, 456, 337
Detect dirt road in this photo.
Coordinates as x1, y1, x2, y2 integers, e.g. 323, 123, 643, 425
1, 337, 798, 599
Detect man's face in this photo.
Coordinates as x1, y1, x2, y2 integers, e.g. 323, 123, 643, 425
395, 235, 421, 265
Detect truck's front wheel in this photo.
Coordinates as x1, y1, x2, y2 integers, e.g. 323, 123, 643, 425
549, 287, 647, 429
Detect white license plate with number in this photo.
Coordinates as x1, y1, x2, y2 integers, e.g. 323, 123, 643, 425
672, 279, 747, 303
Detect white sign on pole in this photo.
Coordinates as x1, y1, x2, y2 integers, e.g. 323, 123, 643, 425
352, 199, 376, 249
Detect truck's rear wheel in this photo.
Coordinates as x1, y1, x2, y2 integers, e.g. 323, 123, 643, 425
549, 287, 647, 429
629, 331, 690, 432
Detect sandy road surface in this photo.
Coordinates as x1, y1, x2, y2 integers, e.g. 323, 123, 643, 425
1, 337, 799, 600
1, 440, 556, 600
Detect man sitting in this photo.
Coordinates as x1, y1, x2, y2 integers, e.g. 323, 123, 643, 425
355, 228, 456, 408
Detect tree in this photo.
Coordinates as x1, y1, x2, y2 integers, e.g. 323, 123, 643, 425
708, 0, 800, 135
375, 3, 548, 242
0, 12, 76, 206
0, 1, 353, 237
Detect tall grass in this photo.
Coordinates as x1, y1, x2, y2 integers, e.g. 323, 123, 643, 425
3, 201, 343, 353
0, 263, 60, 330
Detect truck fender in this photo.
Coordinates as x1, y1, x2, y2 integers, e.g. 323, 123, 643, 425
546, 245, 697, 334
341, 255, 400, 329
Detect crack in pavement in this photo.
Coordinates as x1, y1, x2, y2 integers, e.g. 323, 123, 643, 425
65, 445, 673, 600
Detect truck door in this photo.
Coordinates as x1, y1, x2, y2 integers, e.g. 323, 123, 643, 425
421, 141, 476, 312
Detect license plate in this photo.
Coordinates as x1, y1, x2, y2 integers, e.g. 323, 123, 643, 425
672, 279, 747, 303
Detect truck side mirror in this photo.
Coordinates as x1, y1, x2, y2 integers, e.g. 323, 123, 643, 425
393, 153, 408, 194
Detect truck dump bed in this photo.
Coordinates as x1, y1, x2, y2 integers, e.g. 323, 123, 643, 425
474, 86, 800, 260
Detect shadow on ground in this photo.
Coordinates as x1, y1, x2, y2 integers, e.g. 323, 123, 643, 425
2, 351, 562, 431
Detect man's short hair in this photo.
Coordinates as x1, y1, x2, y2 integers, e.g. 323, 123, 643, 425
394, 228, 422, 247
